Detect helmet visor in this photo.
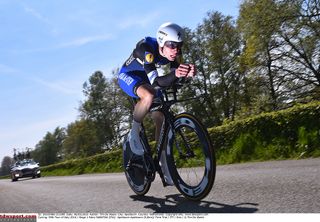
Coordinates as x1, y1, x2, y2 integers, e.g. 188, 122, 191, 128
164, 41, 183, 49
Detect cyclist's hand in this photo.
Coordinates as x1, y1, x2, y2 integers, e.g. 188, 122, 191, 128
186, 64, 196, 77
175, 64, 190, 77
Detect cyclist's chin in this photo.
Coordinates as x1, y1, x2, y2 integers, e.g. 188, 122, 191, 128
167, 55, 177, 61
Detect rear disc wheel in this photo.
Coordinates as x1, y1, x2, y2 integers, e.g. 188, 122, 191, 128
123, 139, 151, 196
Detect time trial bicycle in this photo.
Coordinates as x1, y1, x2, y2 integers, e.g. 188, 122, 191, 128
123, 79, 216, 201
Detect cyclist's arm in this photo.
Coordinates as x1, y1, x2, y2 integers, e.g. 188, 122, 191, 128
152, 59, 181, 87
153, 72, 177, 87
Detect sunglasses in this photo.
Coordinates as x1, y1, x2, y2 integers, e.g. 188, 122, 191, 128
164, 41, 183, 49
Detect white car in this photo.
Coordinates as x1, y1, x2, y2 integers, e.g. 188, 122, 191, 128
10, 159, 41, 182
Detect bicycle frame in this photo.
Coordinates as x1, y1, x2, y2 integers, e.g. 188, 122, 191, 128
138, 86, 187, 186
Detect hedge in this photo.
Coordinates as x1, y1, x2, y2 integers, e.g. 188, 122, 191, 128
40, 101, 320, 176
208, 101, 320, 164
41, 149, 122, 176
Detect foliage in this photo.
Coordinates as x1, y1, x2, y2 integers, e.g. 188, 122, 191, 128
79, 70, 132, 151
62, 119, 101, 158
0, 156, 14, 176
237, 0, 320, 112
40, 150, 122, 176
80, 71, 116, 150
209, 101, 320, 164
181, 11, 242, 126
32, 127, 65, 166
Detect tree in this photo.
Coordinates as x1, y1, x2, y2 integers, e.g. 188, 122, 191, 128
106, 71, 133, 145
0, 156, 14, 176
238, 0, 320, 110
62, 119, 100, 158
182, 11, 242, 125
79, 70, 132, 152
277, 0, 320, 99
32, 127, 65, 165
80, 71, 114, 150
181, 26, 221, 127
238, 0, 288, 111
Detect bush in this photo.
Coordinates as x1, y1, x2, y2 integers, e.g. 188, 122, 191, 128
210, 101, 320, 164
41, 149, 122, 176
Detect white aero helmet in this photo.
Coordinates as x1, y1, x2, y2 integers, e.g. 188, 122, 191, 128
156, 22, 184, 47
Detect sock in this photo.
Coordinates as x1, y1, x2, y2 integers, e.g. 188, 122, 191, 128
131, 120, 141, 135
129, 120, 144, 155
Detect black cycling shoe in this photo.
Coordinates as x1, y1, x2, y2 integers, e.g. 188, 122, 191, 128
125, 154, 149, 186
125, 153, 145, 171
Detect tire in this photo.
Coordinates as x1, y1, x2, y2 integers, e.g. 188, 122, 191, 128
123, 137, 151, 196
11, 173, 18, 182
166, 113, 216, 201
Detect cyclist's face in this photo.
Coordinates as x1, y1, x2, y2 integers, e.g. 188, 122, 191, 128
161, 41, 182, 61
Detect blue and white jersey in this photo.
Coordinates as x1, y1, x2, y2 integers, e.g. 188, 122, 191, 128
120, 37, 180, 84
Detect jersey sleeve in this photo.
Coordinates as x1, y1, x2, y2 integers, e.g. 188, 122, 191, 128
153, 58, 181, 88
133, 40, 158, 84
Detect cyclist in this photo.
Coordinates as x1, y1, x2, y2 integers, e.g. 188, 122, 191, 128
118, 22, 196, 184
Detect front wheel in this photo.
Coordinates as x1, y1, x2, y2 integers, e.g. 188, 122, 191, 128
166, 113, 216, 201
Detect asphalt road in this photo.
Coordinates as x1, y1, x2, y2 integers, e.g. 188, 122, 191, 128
0, 158, 319, 213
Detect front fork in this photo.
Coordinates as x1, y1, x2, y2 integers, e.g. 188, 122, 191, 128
169, 114, 195, 160
175, 129, 195, 159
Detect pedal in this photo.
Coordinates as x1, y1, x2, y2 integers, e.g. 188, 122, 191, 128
125, 158, 144, 171
125, 159, 132, 171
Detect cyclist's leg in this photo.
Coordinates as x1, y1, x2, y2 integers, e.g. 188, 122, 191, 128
150, 89, 165, 141
151, 111, 174, 185
134, 84, 156, 122
118, 71, 142, 98
118, 71, 150, 155
151, 111, 164, 142
119, 71, 153, 195
118, 69, 156, 127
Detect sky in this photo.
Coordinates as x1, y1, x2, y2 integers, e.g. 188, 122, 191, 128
0, 0, 240, 162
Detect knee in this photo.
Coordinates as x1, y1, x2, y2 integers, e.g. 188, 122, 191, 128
136, 84, 156, 107
139, 89, 155, 106
143, 91, 154, 105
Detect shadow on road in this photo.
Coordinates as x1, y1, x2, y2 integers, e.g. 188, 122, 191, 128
130, 194, 258, 213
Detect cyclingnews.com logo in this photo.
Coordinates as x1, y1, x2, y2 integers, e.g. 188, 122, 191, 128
0, 214, 37, 222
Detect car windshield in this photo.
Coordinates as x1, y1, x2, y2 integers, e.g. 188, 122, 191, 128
17, 159, 37, 166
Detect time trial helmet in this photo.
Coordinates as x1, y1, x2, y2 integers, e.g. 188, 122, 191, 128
156, 22, 184, 47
